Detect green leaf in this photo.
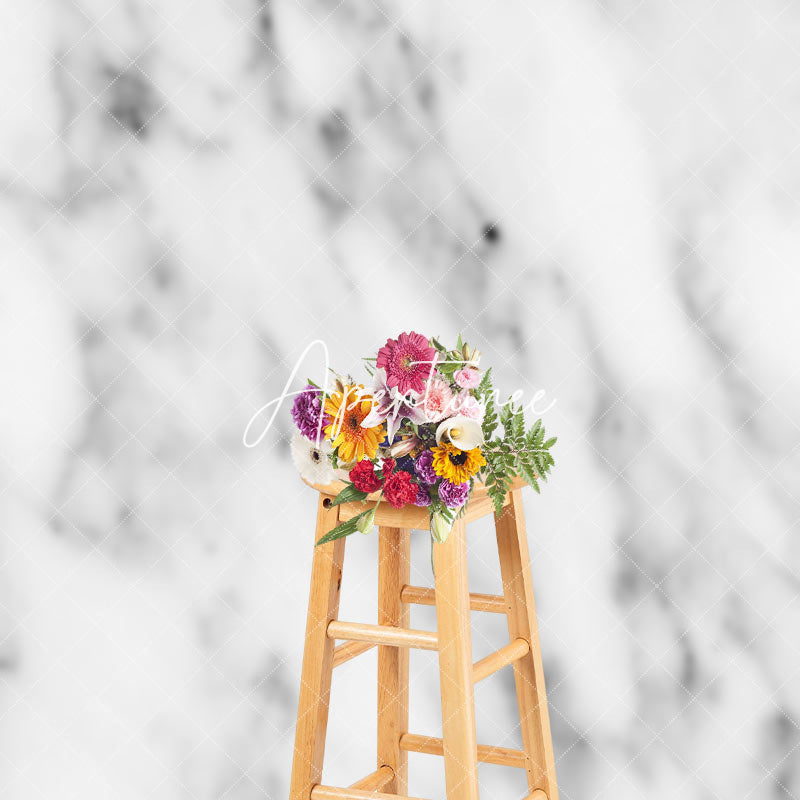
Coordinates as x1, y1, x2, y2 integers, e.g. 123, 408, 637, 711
437, 362, 459, 378
488, 484, 506, 516
482, 397, 498, 440
330, 484, 369, 507
316, 508, 374, 545
518, 452, 538, 487
476, 367, 492, 395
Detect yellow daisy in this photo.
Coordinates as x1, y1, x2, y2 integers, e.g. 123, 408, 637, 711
431, 443, 486, 484
324, 384, 384, 463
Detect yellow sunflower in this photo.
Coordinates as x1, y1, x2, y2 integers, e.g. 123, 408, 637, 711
324, 384, 384, 463
431, 442, 486, 484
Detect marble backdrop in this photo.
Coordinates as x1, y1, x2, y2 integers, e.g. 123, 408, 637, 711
1, 0, 799, 798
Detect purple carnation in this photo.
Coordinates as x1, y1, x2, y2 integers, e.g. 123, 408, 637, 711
438, 479, 469, 508
414, 484, 432, 507
414, 450, 437, 485
291, 385, 328, 440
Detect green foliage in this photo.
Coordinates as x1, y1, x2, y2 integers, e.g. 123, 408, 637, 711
481, 440, 512, 516
475, 368, 498, 440
430, 337, 448, 354
428, 494, 455, 526
430, 334, 469, 379
436, 360, 460, 380
475, 368, 493, 397
330, 484, 369, 506
480, 397, 557, 515
316, 507, 375, 545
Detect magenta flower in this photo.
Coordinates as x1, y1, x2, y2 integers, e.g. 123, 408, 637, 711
376, 332, 436, 395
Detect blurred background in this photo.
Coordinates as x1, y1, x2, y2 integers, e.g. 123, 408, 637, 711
1, 0, 799, 798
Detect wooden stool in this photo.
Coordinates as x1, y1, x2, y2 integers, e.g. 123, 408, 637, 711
289, 477, 558, 800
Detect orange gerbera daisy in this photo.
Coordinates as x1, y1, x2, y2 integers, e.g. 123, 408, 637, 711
323, 384, 385, 463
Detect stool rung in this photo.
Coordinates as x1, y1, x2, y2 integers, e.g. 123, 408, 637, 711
398, 733, 527, 768
328, 620, 438, 651
348, 765, 394, 791
332, 640, 375, 668
311, 786, 428, 800
400, 585, 507, 614
472, 637, 530, 683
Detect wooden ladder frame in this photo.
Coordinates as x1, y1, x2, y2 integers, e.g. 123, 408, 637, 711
289, 482, 558, 800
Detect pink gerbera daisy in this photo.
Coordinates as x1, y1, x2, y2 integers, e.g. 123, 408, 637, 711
376, 332, 436, 395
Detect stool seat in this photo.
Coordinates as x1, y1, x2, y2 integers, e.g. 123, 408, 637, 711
289, 479, 559, 800
301, 476, 528, 529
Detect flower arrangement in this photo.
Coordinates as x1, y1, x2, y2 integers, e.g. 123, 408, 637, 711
289, 332, 557, 546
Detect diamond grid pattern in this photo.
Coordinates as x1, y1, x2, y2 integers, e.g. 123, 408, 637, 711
1, 0, 799, 798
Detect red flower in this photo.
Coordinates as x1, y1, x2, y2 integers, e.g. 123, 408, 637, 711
349, 459, 383, 493
381, 458, 396, 478
383, 470, 418, 509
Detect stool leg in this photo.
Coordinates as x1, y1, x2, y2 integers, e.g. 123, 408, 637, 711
377, 526, 411, 794
495, 490, 558, 800
433, 519, 480, 800
290, 497, 346, 800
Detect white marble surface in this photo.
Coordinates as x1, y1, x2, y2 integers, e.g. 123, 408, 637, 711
1, 0, 799, 798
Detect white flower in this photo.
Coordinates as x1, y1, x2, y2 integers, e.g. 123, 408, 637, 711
290, 431, 335, 484
435, 416, 484, 451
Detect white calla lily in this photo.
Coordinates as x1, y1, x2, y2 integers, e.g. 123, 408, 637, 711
435, 416, 484, 450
